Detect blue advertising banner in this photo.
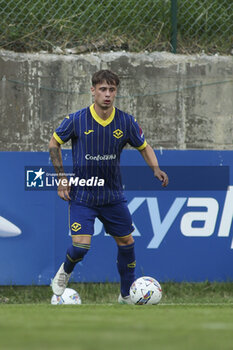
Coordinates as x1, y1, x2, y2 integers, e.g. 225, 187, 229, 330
0, 150, 232, 285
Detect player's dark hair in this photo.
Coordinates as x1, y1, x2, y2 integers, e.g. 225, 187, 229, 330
92, 70, 120, 87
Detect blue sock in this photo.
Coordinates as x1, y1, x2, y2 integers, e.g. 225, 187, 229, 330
117, 243, 136, 297
64, 242, 90, 274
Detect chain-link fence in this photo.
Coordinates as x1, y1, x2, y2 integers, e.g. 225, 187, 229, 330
0, 0, 232, 54
177, 0, 233, 54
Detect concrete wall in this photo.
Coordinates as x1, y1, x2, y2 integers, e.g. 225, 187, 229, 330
0, 50, 232, 151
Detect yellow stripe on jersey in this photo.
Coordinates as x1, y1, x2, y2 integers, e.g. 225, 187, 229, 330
90, 104, 115, 127
53, 132, 65, 144
136, 140, 147, 151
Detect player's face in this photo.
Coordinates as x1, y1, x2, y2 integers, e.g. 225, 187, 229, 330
91, 81, 117, 110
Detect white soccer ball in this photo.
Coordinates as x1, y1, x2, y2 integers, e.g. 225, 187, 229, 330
130, 276, 162, 305
51, 288, 82, 305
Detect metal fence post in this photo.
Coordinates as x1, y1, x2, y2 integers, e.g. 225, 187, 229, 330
171, 0, 177, 53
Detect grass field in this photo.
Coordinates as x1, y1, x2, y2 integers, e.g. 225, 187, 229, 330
0, 282, 233, 350
1, 304, 233, 350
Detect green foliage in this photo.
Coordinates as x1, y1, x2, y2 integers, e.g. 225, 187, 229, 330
0, 281, 233, 304
0, 0, 231, 53
177, 0, 233, 53
0, 0, 171, 52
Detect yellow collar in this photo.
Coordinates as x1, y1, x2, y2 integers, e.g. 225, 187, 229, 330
90, 104, 115, 127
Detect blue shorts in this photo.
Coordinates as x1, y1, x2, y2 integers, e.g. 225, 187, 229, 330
69, 201, 134, 238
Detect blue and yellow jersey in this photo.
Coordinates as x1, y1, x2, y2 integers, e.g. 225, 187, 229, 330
53, 104, 147, 206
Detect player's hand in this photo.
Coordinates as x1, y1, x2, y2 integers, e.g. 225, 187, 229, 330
57, 177, 71, 201
154, 168, 169, 187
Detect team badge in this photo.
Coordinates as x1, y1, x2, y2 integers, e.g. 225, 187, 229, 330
71, 222, 81, 232
113, 129, 123, 139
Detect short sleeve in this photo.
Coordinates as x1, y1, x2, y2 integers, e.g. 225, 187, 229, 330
128, 116, 147, 151
53, 114, 75, 144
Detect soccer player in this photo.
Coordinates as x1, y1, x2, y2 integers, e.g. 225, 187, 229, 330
49, 70, 168, 304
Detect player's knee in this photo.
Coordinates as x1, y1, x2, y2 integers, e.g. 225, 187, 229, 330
72, 235, 91, 245
115, 234, 134, 246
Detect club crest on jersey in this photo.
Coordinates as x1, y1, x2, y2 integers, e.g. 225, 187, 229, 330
71, 222, 81, 232
113, 129, 123, 139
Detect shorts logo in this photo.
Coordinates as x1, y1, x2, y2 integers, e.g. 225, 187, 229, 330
71, 222, 82, 232
113, 129, 123, 139
84, 130, 94, 135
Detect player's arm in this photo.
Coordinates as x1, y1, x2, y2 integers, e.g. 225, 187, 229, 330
140, 144, 168, 187
48, 136, 71, 201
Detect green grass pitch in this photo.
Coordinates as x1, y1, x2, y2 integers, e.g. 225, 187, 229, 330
0, 282, 233, 350
0, 304, 233, 350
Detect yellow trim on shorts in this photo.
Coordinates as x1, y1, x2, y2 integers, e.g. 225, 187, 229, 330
110, 231, 134, 239
53, 132, 64, 144
136, 140, 147, 151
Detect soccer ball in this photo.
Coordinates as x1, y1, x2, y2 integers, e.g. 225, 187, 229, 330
130, 276, 162, 305
51, 288, 82, 305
